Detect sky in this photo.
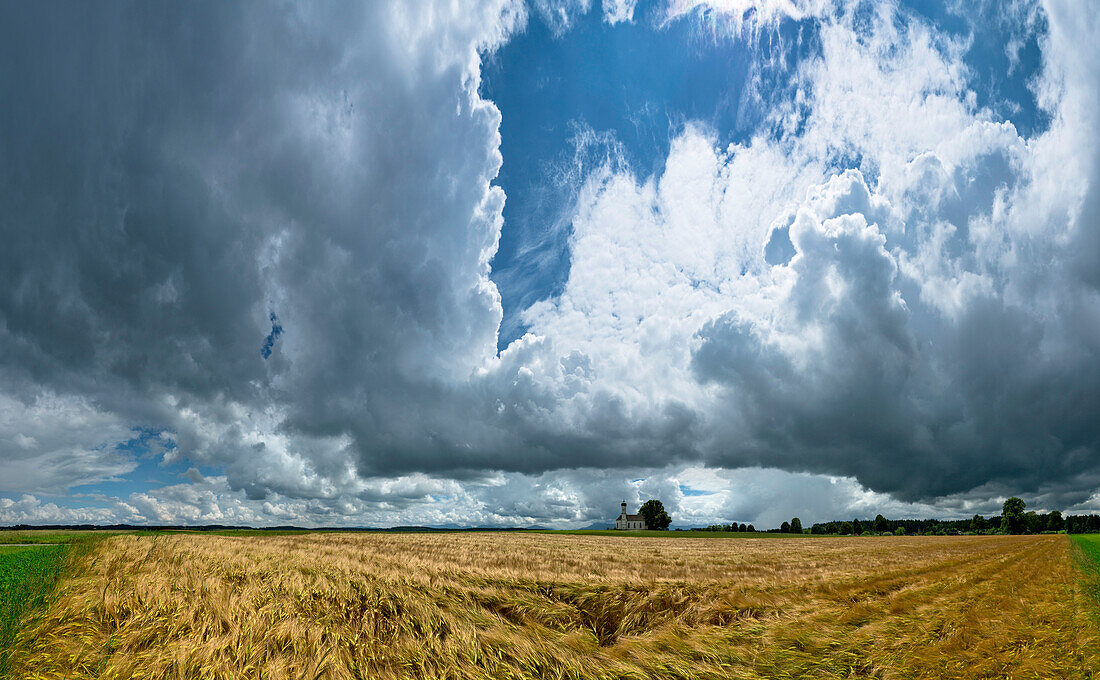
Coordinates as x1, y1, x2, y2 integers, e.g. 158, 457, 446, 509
1, 0, 1099, 529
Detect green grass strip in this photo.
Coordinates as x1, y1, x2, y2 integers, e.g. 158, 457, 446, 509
1073, 534, 1100, 603
0, 544, 73, 676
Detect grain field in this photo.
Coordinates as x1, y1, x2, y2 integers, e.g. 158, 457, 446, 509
9, 533, 1099, 679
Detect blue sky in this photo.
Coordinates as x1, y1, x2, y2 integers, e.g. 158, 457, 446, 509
485, 0, 1047, 346
1, 0, 1098, 529
485, 1, 767, 345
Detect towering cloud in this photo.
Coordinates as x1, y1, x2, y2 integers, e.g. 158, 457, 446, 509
0, 0, 525, 504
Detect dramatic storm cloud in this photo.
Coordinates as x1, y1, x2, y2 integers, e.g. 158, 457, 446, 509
1, 0, 1099, 527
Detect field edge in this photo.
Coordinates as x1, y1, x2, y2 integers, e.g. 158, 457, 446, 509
0, 537, 98, 678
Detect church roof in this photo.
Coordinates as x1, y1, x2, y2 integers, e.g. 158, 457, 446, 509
624, 514, 644, 521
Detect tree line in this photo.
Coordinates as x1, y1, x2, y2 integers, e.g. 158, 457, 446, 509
700, 522, 757, 533
699, 497, 1100, 535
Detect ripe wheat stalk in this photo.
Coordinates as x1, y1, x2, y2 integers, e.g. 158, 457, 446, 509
9, 532, 1099, 679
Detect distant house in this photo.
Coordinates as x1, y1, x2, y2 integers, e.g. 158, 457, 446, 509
615, 501, 648, 530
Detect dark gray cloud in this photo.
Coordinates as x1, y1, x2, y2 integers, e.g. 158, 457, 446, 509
0, 0, 530, 499
694, 170, 1100, 502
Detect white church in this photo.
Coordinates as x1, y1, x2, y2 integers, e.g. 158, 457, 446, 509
615, 501, 648, 530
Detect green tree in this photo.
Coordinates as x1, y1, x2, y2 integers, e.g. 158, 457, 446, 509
746, 524, 755, 533
1024, 511, 1043, 534
1000, 497, 1026, 534
780, 521, 791, 533
893, 526, 906, 536
639, 500, 672, 530
852, 518, 863, 535
789, 517, 803, 534
970, 514, 988, 533
873, 514, 889, 533
1047, 510, 1064, 532
839, 521, 853, 535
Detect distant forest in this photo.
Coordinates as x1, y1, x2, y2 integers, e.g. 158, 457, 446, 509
701, 497, 1100, 535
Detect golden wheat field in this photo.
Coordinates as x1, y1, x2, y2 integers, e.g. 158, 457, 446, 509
9, 532, 1100, 679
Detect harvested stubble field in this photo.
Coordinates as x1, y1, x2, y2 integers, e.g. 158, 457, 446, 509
8, 532, 1100, 679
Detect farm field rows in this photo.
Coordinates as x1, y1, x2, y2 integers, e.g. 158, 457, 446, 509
6, 532, 1100, 679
